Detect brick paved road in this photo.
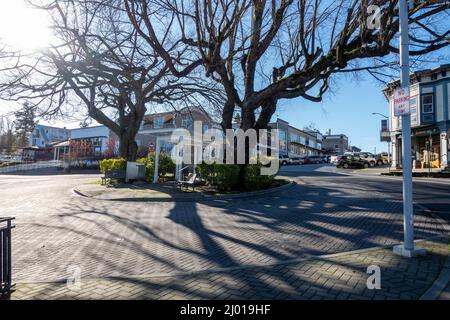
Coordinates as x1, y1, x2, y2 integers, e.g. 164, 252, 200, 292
8, 237, 450, 300
1, 165, 448, 284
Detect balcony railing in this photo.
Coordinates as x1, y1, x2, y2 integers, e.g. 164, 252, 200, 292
142, 123, 177, 130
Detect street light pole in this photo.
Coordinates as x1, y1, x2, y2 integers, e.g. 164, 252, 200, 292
393, 0, 425, 258
371, 112, 391, 164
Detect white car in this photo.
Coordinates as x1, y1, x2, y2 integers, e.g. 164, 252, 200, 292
355, 152, 377, 167
279, 154, 292, 165
330, 155, 339, 164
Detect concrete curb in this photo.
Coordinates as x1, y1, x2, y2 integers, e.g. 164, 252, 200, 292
420, 253, 450, 300
416, 202, 450, 300
72, 180, 296, 202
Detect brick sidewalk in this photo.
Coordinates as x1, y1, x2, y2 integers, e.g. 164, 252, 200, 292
6, 237, 449, 300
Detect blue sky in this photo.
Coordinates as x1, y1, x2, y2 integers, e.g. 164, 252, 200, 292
274, 73, 391, 153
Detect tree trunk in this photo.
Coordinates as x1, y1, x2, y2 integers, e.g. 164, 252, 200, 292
119, 131, 138, 161
255, 99, 277, 129
241, 107, 256, 131
221, 100, 235, 132
237, 107, 256, 186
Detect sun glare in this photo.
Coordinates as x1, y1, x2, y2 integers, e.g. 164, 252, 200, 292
0, 0, 53, 50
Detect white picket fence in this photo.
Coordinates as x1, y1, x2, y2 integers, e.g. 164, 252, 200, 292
0, 160, 63, 174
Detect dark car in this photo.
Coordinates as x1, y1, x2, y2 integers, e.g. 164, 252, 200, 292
302, 156, 311, 164
309, 156, 324, 164
336, 155, 370, 169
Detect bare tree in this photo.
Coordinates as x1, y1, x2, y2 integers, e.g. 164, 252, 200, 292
0, 115, 16, 154
161, 0, 449, 131
0, 0, 223, 160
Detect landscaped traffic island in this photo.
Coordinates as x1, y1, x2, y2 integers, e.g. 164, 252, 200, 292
98, 153, 284, 195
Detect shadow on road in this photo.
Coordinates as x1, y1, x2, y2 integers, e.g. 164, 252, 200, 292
12, 176, 446, 297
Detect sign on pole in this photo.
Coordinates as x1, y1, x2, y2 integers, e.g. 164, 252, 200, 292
394, 87, 410, 116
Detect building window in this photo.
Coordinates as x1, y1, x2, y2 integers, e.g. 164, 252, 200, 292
154, 116, 164, 129
422, 94, 434, 114
181, 116, 193, 129
290, 133, 297, 143
94, 147, 101, 156
279, 130, 287, 151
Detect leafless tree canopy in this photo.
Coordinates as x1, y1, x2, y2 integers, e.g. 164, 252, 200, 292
0, 0, 449, 160
151, 0, 449, 130
0, 0, 223, 160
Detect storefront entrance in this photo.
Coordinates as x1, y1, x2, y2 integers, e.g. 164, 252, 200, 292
415, 135, 440, 168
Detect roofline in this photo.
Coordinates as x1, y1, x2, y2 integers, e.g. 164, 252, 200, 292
70, 125, 108, 131
35, 124, 69, 131
383, 64, 450, 97
144, 107, 213, 121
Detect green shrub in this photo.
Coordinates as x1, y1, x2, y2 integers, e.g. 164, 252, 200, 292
197, 162, 240, 191
244, 162, 276, 190
158, 152, 176, 176
99, 158, 126, 173
137, 152, 175, 182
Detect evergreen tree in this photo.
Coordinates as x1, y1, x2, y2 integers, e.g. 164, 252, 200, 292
14, 103, 36, 148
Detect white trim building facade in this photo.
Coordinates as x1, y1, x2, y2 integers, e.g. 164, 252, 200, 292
385, 64, 450, 170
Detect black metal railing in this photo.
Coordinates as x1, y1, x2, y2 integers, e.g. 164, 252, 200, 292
0, 217, 15, 294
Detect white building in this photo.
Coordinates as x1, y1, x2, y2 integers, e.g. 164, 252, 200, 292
384, 64, 450, 170
53, 125, 117, 160
29, 124, 69, 148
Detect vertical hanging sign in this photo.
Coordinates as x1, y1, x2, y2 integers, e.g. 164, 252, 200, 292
394, 87, 410, 116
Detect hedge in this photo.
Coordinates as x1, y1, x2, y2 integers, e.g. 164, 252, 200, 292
137, 151, 175, 182
99, 158, 127, 173
197, 162, 240, 191
244, 162, 276, 190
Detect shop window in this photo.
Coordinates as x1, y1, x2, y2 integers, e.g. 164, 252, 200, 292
421, 94, 433, 114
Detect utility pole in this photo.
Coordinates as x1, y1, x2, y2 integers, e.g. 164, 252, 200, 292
393, 0, 425, 258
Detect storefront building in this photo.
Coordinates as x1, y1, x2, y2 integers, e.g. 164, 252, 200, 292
268, 118, 323, 157
384, 64, 450, 170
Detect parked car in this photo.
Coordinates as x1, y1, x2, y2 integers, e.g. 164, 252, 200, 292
336, 155, 370, 169
376, 152, 390, 165
290, 157, 304, 165
310, 156, 325, 164
302, 156, 311, 164
355, 152, 377, 167
279, 154, 291, 166
330, 155, 339, 164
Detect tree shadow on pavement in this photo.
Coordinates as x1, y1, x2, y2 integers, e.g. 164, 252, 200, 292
11, 179, 448, 299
